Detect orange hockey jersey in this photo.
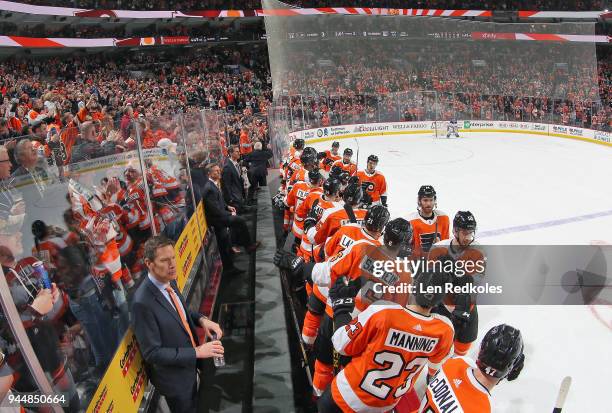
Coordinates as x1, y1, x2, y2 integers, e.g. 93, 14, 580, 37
332, 158, 357, 176
302, 195, 343, 262
286, 181, 315, 238
356, 170, 387, 203
324, 222, 377, 259
419, 357, 491, 413
330, 302, 455, 412
408, 210, 450, 257
320, 149, 341, 172
312, 239, 382, 317
307, 205, 368, 246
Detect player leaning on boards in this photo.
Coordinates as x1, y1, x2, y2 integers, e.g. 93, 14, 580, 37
275, 206, 390, 397
317, 269, 455, 413
418, 324, 525, 413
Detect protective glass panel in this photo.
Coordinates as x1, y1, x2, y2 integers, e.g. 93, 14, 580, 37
263, 0, 601, 130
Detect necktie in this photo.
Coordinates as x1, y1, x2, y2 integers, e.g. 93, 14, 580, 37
165, 286, 196, 347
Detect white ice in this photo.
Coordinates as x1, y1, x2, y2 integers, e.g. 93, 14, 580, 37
310, 131, 612, 413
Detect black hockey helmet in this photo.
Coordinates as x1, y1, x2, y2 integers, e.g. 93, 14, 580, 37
412, 269, 452, 309
476, 324, 524, 379
384, 218, 412, 248
332, 141, 340, 148
454, 211, 477, 231
367, 154, 379, 164
293, 138, 305, 150
301, 147, 318, 166
342, 181, 363, 206
418, 185, 437, 200
347, 175, 360, 186
323, 177, 342, 197
31, 220, 48, 240
308, 168, 323, 184
364, 205, 390, 234
343, 148, 353, 156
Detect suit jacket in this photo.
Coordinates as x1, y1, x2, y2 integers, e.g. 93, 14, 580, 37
221, 160, 244, 207
244, 149, 273, 177
201, 179, 231, 227
131, 276, 202, 397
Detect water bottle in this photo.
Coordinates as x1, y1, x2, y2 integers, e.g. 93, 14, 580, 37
211, 333, 225, 368
32, 261, 52, 290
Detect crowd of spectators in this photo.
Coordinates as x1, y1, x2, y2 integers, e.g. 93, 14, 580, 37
0, 21, 266, 41
0, 45, 270, 410
272, 42, 612, 131
10, 0, 609, 11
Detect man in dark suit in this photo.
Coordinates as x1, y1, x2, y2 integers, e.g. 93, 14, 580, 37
201, 162, 260, 274
221, 145, 253, 213
131, 236, 224, 413
243, 141, 273, 202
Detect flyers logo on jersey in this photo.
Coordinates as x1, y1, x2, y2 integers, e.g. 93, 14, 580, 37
384, 329, 439, 353
361, 181, 375, 192
419, 232, 440, 252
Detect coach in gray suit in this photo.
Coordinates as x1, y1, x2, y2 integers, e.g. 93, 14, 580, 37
131, 236, 224, 413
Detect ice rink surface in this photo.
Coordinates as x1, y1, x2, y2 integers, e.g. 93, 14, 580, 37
311, 132, 612, 412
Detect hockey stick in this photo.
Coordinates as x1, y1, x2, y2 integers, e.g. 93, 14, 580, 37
354, 137, 360, 171
332, 276, 350, 375
552, 376, 572, 413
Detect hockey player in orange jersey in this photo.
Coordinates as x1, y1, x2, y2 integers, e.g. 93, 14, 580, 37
299, 177, 343, 345
419, 324, 525, 413
355, 154, 388, 207
331, 148, 357, 177
280, 147, 319, 234
288, 147, 318, 189
286, 169, 323, 241
274, 206, 390, 397
296, 175, 341, 262
276, 138, 304, 199
305, 181, 367, 248
429, 211, 484, 357
317, 269, 455, 413
408, 185, 450, 257
320, 141, 342, 172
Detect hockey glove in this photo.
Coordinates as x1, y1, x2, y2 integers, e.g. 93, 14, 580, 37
329, 278, 358, 326
273, 249, 305, 277
506, 353, 525, 381
272, 192, 286, 210
452, 293, 471, 326
317, 152, 327, 161
303, 216, 317, 233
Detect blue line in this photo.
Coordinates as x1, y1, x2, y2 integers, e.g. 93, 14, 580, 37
478, 209, 612, 238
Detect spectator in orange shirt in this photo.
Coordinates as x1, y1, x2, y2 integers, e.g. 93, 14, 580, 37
239, 127, 253, 156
